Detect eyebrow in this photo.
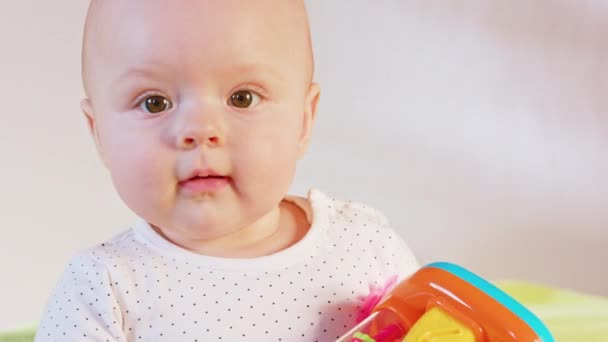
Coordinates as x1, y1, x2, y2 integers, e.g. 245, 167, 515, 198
112, 61, 285, 87
211, 62, 287, 86
111, 64, 174, 89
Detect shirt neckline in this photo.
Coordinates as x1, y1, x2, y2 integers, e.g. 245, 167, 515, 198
132, 188, 330, 273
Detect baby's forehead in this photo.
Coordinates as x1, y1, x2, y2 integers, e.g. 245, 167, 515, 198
82, 0, 313, 94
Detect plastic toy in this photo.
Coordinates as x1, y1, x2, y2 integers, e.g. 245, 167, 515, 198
337, 262, 555, 342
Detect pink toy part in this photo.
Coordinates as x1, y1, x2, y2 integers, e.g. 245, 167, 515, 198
356, 275, 399, 323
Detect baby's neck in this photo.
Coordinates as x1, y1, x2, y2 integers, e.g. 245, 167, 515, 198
154, 199, 310, 258
226, 200, 310, 258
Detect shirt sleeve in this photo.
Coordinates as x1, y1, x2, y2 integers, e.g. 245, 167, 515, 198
36, 251, 126, 342
374, 208, 421, 280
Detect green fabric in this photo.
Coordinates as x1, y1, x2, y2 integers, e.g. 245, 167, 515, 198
497, 281, 608, 342
1, 283, 607, 341
0, 325, 36, 342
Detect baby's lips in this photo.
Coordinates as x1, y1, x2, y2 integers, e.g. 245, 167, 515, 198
181, 168, 225, 182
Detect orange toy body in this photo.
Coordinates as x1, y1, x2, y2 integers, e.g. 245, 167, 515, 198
337, 262, 554, 342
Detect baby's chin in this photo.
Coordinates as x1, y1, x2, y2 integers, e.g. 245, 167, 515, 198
151, 214, 238, 242
169, 206, 236, 234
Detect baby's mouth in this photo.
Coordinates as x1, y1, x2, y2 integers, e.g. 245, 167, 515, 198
179, 175, 230, 193
189, 175, 225, 180
179, 169, 230, 193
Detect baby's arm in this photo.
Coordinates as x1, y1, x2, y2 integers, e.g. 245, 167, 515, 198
36, 252, 126, 342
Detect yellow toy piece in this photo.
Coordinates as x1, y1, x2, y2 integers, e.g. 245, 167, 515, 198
403, 307, 476, 342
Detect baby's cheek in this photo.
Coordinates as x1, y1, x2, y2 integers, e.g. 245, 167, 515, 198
108, 142, 174, 211
243, 134, 299, 189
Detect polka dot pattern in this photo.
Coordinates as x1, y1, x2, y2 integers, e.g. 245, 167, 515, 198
36, 189, 418, 341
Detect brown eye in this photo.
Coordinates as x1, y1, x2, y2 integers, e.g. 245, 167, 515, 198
229, 90, 261, 109
141, 95, 172, 114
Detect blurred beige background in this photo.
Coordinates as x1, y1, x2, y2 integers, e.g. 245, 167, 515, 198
1, 0, 606, 330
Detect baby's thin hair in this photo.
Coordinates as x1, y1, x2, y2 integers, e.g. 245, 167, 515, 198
81, 0, 315, 98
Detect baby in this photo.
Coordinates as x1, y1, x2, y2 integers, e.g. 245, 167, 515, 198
36, 0, 418, 341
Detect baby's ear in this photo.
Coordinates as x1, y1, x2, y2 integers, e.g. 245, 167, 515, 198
298, 82, 321, 159
80, 98, 108, 168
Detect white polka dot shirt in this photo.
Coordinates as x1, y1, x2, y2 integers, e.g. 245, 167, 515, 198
36, 189, 419, 342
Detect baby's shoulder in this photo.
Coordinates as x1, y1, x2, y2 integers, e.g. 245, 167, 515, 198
311, 189, 390, 228
311, 189, 408, 245
67, 227, 145, 271
310, 189, 420, 274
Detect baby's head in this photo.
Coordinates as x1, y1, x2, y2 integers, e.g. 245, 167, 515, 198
81, 0, 320, 253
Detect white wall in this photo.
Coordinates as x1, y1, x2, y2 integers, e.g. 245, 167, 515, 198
1, 0, 606, 330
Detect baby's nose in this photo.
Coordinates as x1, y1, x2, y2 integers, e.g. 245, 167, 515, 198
177, 126, 222, 149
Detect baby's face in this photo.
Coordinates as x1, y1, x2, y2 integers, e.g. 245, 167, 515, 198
82, 0, 319, 242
